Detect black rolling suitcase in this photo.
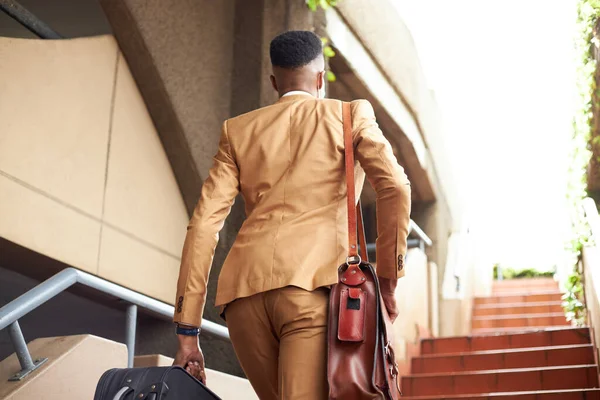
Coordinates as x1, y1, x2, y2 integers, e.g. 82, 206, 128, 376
94, 366, 222, 400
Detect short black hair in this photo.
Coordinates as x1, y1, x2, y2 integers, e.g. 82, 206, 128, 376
270, 31, 323, 69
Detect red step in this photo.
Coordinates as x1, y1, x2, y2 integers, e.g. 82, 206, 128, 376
475, 292, 563, 305
473, 302, 563, 317
472, 313, 568, 330
401, 388, 600, 399
401, 364, 598, 397
493, 285, 559, 294
492, 278, 557, 288
421, 327, 591, 355
412, 344, 594, 374
471, 326, 575, 335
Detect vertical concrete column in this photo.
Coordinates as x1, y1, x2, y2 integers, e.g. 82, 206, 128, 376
412, 200, 453, 297
99, 0, 244, 375
231, 0, 314, 116
260, 0, 314, 106
99, 0, 236, 213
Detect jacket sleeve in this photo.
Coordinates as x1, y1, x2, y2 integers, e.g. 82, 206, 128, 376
173, 121, 240, 327
351, 100, 411, 279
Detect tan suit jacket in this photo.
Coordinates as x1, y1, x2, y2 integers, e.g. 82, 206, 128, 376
173, 95, 411, 327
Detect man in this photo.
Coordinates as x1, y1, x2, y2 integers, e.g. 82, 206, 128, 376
173, 31, 411, 400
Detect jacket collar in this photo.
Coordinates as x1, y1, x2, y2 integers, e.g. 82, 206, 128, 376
276, 91, 315, 104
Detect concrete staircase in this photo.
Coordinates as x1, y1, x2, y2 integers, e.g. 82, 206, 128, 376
402, 277, 600, 399
0, 336, 258, 399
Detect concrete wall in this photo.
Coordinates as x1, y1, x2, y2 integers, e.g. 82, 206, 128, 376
99, 0, 236, 213
392, 248, 438, 367
394, 249, 430, 345
0, 0, 453, 381
335, 0, 460, 224
0, 0, 112, 39
0, 34, 243, 375
325, 3, 456, 287
97, 0, 316, 372
0, 335, 127, 400
439, 231, 480, 337
0, 36, 188, 304
583, 246, 600, 363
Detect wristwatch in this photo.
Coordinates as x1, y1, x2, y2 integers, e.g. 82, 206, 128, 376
176, 324, 200, 336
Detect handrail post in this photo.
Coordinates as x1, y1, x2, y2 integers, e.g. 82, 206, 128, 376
9, 321, 33, 370
7, 321, 47, 381
125, 304, 137, 368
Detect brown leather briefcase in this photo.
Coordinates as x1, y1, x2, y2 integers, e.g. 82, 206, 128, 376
327, 102, 402, 400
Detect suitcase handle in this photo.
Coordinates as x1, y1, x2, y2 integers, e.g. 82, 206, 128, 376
112, 386, 132, 400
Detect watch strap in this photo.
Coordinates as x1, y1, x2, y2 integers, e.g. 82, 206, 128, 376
176, 325, 200, 336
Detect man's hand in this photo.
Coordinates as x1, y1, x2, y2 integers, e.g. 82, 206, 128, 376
173, 334, 207, 384
379, 277, 399, 323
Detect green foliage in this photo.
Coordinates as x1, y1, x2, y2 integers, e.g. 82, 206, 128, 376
562, 0, 600, 326
492, 265, 554, 280
312, 13, 338, 82
323, 46, 336, 58
306, 0, 339, 11
562, 270, 587, 326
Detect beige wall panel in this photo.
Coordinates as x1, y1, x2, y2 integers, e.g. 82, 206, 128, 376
440, 299, 466, 337
98, 225, 179, 304
100, 0, 236, 212
103, 55, 188, 256
0, 174, 100, 273
429, 262, 440, 336
0, 36, 118, 218
0, 335, 127, 399
393, 248, 429, 344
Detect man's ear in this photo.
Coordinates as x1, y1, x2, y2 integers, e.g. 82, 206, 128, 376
270, 75, 278, 92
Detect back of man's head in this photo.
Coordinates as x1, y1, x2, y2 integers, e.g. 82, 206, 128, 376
269, 31, 326, 98
270, 31, 323, 69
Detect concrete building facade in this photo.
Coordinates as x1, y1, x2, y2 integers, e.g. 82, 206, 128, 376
0, 0, 461, 379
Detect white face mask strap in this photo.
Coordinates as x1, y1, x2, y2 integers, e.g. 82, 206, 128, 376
318, 73, 326, 99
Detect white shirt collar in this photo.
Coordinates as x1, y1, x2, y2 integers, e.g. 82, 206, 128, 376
281, 90, 314, 98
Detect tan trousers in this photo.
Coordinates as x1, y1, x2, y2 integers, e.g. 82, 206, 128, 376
225, 286, 329, 400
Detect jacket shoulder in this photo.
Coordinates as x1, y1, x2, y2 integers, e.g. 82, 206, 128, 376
323, 98, 374, 117
226, 106, 266, 129
349, 99, 374, 116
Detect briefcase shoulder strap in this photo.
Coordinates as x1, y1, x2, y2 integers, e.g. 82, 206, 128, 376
342, 101, 368, 263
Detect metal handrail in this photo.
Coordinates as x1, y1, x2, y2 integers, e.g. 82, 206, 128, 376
409, 220, 433, 247
365, 220, 432, 254
0, 0, 62, 39
1, 219, 429, 381
0, 267, 229, 381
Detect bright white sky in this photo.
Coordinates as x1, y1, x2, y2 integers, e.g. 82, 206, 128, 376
392, 0, 577, 270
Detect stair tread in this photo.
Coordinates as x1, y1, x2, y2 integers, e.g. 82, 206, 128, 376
402, 388, 600, 399
474, 301, 563, 309
477, 291, 564, 298
434, 325, 586, 339
415, 343, 593, 359
403, 363, 597, 378
472, 326, 571, 334
472, 312, 566, 321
